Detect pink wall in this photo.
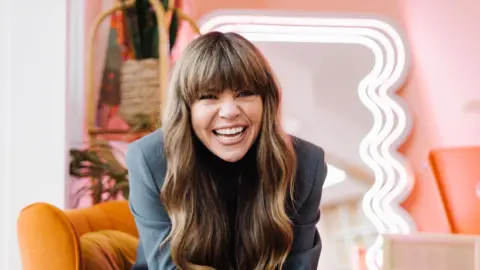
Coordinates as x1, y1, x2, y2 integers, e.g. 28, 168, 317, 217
401, 1, 480, 148
399, 67, 450, 232
188, 0, 402, 21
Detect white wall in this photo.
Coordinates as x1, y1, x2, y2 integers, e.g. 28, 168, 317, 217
0, 1, 68, 269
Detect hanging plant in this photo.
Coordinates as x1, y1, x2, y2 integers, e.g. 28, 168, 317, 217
123, 0, 182, 60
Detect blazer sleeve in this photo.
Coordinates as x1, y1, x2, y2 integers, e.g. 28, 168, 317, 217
283, 156, 327, 270
126, 143, 177, 270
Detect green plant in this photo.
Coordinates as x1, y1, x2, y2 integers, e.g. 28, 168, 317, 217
123, 0, 182, 60
69, 140, 129, 206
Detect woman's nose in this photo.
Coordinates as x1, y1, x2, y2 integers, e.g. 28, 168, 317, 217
218, 99, 240, 119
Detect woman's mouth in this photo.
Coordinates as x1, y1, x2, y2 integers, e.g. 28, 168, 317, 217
212, 127, 247, 144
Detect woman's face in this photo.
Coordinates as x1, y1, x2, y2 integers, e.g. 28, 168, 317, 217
191, 89, 263, 162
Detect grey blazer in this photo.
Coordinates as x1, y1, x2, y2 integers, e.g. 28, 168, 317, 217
126, 129, 327, 270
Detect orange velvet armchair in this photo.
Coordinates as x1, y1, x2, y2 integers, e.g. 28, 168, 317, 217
17, 200, 139, 270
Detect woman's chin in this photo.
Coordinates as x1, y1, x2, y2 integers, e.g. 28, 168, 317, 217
208, 140, 251, 163
214, 148, 249, 163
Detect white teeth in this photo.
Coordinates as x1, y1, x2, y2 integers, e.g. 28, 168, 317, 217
216, 132, 244, 143
215, 127, 244, 135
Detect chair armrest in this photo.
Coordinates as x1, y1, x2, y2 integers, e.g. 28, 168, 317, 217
17, 203, 81, 270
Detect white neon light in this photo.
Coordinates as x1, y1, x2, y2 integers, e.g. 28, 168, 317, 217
199, 11, 416, 270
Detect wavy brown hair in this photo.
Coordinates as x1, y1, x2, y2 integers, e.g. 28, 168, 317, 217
161, 31, 297, 270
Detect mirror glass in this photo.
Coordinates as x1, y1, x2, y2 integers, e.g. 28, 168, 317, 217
255, 41, 377, 270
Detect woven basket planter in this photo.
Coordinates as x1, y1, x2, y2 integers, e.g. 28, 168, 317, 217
119, 58, 161, 126
86, 0, 201, 134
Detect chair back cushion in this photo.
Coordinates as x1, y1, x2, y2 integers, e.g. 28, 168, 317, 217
65, 200, 138, 238
80, 230, 138, 270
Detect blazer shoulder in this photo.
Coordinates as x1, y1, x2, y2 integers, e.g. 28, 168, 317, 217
127, 128, 167, 189
291, 135, 325, 165
129, 128, 165, 157
291, 136, 327, 208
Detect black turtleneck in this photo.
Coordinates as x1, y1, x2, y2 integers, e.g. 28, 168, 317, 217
194, 137, 258, 269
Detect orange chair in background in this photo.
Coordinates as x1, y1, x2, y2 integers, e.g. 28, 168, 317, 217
17, 200, 139, 270
382, 146, 480, 269
429, 146, 480, 234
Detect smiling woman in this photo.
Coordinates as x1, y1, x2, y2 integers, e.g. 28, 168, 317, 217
126, 31, 328, 270
180, 32, 266, 162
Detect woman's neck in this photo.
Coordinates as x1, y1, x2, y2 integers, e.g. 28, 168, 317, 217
194, 137, 257, 175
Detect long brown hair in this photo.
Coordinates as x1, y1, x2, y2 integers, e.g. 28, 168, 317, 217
161, 31, 297, 270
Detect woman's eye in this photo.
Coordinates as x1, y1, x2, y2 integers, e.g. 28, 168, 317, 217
199, 94, 217, 100
238, 91, 255, 97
